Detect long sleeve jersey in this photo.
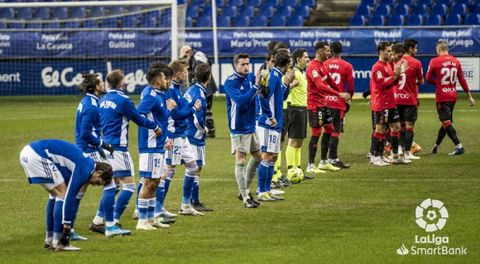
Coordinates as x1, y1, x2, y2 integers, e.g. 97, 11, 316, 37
225, 71, 258, 135
370, 60, 399, 111
184, 83, 208, 146
75, 93, 103, 153
165, 81, 196, 138
324, 57, 354, 111
306, 59, 341, 110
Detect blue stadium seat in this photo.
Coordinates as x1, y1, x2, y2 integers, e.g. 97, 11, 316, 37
102, 18, 118, 28
469, 3, 480, 14
411, 4, 427, 16
240, 6, 254, 17
45, 22, 60, 29
361, 0, 375, 6
202, 6, 212, 16
277, 6, 293, 17
435, 0, 450, 5
9, 22, 25, 29
83, 20, 99, 28
369, 14, 386, 26
27, 23, 42, 29
247, 0, 262, 7
252, 16, 268, 26
380, 0, 394, 6
17, 8, 33, 19
407, 14, 424, 25
287, 16, 304, 26
450, 3, 467, 16
416, 0, 431, 6
350, 15, 367, 26
284, 0, 298, 6
455, 0, 470, 5
126, 6, 141, 13
430, 4, 447, 17
120, 16, 137, 27
196, 16, 212, 27
260, 6, 275, 17
187, 6, 199, 17
0, 8, 15, 19
397, 0, 413, 5
140, 17, 156, 28
0, 22, 6, 29
355, 4, 372, 17
90, 7, 105, 17
295, 6, 311, 17
233, 16, 250, 27
393, 4, 409, 16
186, 17, 192, 27
464, 13, 480, 25
229, 0, 244, 6
265, 0, 280, 6
52, 7, 68, 19
375, 4, 391, 16
145, 10, 161, 20
389, 14, 405, 26
301, 0, 316, 8
217, 16, 231, 27
446, 14, 462, 25
270, 16, 286, 26
71, 8, 86, 19
426, 14, 442, 25
109, 6, 124, 15
222, 6, 237, 17
64, 21, 80, 28
34, 7, 50, 19
215, 0, 225, 8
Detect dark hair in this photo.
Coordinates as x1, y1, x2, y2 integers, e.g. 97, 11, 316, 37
314, 41, 329, 51
234, 53, 249, 65
392, 43, 405, 54
274, 42, 289, 52
195, 63, 211, 84
106, 70, 124, 89
403, 39, 417, 52
274, 51, 290, 68
147, 63, 173, 85
79, 73, 99, 94
169, 60, 188, 75
377, 42, 391, 53
95, 162, 113, 185
291, 48, 307, 65
267, 41, 279, 52
330, 41, 343, 54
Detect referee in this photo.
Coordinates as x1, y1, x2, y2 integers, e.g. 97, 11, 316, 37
284, 48, 312, 179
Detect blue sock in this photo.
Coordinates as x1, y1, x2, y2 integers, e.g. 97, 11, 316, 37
266, 161, 275, 192
147, 198, 155, 219
155, 180, 166, 216
97, 182, 121, 218
164, 176, 172, 197
114, 183, 136, 222
70, 192, 84, 229
101, 186, 116, 224
135, 180, 143, 211
46, 196, 55, 240
182, 175, 195, 204
191, 176, 200, 203
257, 160, 269, 193
53, 198, 64, 237
138, 199, 148, 220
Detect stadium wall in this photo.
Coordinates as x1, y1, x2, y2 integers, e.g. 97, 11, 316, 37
0, 26, 478, 95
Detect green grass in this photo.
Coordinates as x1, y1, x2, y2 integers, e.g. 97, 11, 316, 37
0, 95, 479, 263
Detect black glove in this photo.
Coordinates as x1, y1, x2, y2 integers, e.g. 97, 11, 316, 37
98, 148, 106, 159
59, 227, 71, 246
101, 142, 114, 154
362, 90, 370, 99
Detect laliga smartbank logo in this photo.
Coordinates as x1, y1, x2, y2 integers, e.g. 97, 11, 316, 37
396, 198, 467, 256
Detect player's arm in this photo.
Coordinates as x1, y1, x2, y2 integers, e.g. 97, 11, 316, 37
259, 76, 276, 118
346, 65, 355, 96
185, 90, 206, 132
425, 61, 435, 85
79, 109, 102, 148
224, 79, 257, 105
170, 97, 196, 120
127, 98, 159, 131
416, 61, 424, 85
374, 66, 398, 91
62, 173, 87, 227
456, 63, 475, 106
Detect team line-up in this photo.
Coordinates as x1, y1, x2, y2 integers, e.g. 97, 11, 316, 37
19, 40, 475, 251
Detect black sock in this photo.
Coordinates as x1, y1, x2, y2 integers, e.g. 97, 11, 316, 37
308, 136, 319, 163
445, 125, 460, 145
321, 133, 331, 160
329, 136, 339, 160
376, 139, 385, 157
404, 130, 414, 151
370, 134, 376, 155
391, 135, 399, 155
399, 130, 406, 149
436, 126, 447, 146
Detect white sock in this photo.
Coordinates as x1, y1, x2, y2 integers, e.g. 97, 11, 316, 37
456, 143, 463, 149
106, 221, 114, 227
92, 215, 103, 225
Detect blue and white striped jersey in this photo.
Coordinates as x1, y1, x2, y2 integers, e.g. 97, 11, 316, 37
165, 81, 196, 138
137, 86, 170, 153
184, 83, 207, 146
98, 89, 159, 152
29, 139, 95, 225
75, 93, 103, 153
224, 71, 257, 135
257, 67, 290, 132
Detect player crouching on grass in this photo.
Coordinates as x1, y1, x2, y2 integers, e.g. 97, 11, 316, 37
257, 51, 295, 202
224, 53, 262, 208
426, 41, 476, 155
19, 139, 113, 251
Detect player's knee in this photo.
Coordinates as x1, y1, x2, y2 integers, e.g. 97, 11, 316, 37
122, 183, 136, 192
236, 157, 246, 166
442, 120, 452, 128
165, 167, 175, 180
331, 132, 340, 138
311, 127, 322, 137
324, 124, 334, 134
185, 162, 198, 177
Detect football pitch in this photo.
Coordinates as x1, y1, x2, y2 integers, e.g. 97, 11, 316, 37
0, 95, 479, 263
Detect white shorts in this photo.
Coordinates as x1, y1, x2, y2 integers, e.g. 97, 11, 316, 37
230, 133, 260, 155
185, 142, 206, 167
84, 151, 107, 162
165, 137, 196, 166
139, 152, 165, 179
19, 145, 64, 191
257, 126, 281, 154
107, 151, 135, 177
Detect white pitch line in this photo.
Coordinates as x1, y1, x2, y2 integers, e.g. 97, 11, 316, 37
1, 178, 478, 182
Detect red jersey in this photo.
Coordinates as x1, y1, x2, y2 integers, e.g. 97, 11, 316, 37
370, 60, 399, 111
395, 54, 423, 106
306, 59, 340, 110
426, 54, 469, 103
324, 57, 354, 110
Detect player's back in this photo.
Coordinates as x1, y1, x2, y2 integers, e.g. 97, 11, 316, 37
324, 57, 352, 93
75, 94, 101, 152
428, 55, 462, 102
99, 89, 130, 149
184, 83, 207, 146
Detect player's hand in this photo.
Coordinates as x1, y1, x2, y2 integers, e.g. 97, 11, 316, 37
400, 60, 408, 73
283, 69, 295, 85
290, 79, 299, 88
60, 225, 72, 246
166, 99, 177, 111
339, 92, 350, 100
154, 127, 162, 137
101, 142, 114, 154
469, 96, 475, 107
193, 99, 202, 111
269, 117, 277, 127
362, 90, 370, 99
164, 138, 173, 151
